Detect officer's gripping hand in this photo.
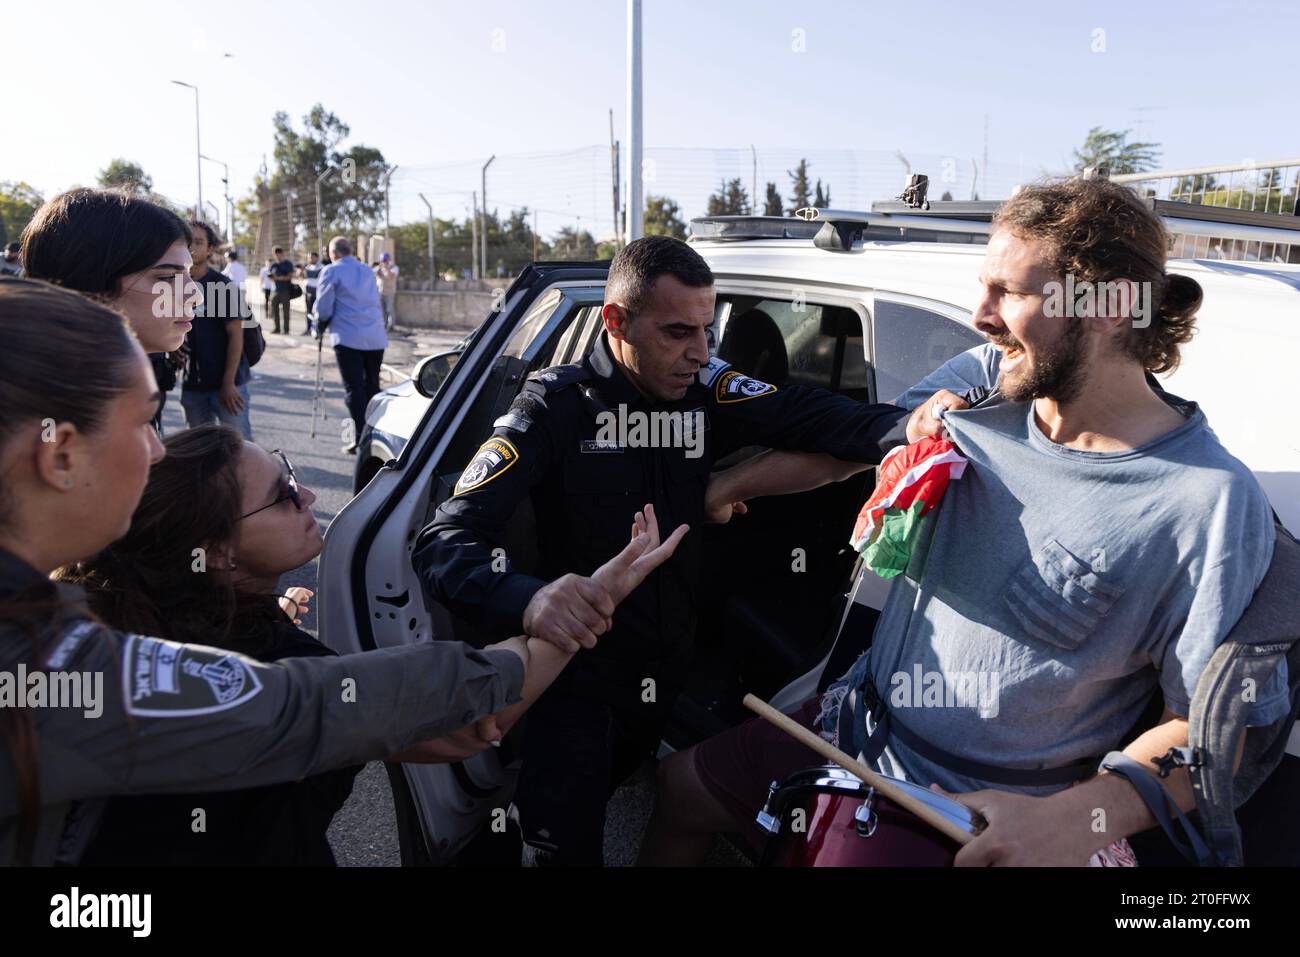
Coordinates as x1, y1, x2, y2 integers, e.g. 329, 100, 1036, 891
593, 503, 690, 605
522, 574, 617, 653
905, 389, 969, 443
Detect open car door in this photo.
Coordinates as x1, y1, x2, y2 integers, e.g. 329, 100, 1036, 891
316, 262, 609, 864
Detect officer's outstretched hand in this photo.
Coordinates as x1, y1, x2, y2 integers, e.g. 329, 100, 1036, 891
593, 503, 689, 607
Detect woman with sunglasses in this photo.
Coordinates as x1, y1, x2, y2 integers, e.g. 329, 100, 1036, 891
59, 428, 361, 864
0, 279, 685, 864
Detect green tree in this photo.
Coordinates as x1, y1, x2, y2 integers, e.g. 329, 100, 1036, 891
0, 181, 45, 246
706, 178, 750, 216
787, 159, 812, 214
813, 179, 832, 207
97, 159, 153, 194
551, 225, 596, 260
1071, 127, 1161, 175
763, 182, 783, 216
260, 105, 389, 248
644, 194, 686, 238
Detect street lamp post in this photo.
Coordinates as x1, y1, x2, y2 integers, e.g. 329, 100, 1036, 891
200, 154, 231, 243
418, 193, 435, 286
481, 155, 495, 278
171, 81, 202, 218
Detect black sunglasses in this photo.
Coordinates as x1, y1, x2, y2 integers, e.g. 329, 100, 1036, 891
238, 450, 302, 520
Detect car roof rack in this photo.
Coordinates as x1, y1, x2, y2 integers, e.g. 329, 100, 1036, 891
691, 195, 1300, 253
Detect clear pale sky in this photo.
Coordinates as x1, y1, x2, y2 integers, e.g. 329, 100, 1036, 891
6, 0, 1294, 239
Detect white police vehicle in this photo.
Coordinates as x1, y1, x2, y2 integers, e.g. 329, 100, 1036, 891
321, 192, 1300, 864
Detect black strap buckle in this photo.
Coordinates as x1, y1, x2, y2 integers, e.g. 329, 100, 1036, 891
1151, 746, 1205, 779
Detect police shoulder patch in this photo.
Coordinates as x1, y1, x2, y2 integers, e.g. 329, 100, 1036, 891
123, 634, 264, 718
714, 369, 777, 403
454, 436, 521, 495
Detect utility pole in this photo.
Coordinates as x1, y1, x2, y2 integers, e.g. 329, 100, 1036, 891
751, 144, 757, 214
626, 0, 643, 242
982, 112, 989, 200
470, 191, 479, 280
315, 166, 336, 257
284, 191, 296, 253
418, 192, 435, 285
382, 165, 399, 236
610, 109, 621, 248
481, 155, 495, 279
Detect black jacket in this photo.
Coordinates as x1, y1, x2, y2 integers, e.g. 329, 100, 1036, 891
412, 333, 909, 716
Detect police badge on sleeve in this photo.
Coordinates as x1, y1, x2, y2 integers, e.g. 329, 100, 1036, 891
123, 635, 263, 718
714, 369, 777, 403
454, 436, 520, 495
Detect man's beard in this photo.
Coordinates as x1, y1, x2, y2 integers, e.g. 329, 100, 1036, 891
995, 320, 1088, 403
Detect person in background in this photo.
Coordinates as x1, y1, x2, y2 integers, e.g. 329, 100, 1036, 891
303, 250, 325, 335
260, 257, 274, 322
375, 251, 399, 330
0, 242, 22, 276
313, 235, 387, 454
269, 245, 295, 334
180, 221, 252, 438
223, 248, 248, 289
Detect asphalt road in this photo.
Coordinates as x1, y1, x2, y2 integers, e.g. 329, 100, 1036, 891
156, 302, 712, 867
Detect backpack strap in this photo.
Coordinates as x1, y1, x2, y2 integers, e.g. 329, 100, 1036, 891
1186, 521, 1300, 866
1099, 751, 1215, 866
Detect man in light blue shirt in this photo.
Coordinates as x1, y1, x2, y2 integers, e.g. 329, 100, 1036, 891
314, 236, 388, 453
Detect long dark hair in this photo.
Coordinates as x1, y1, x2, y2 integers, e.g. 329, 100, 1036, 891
20, 188, 192, 298
0, 278, 143, 863
59, 426, 291, 656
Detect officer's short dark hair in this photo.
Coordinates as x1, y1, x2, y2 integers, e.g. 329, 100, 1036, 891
606, 236, 713, 317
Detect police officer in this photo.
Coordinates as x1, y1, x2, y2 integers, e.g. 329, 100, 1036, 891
412, 236, 915, 866
0, 279, 527, 865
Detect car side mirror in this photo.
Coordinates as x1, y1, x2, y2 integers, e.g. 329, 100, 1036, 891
414, 351, 460, 398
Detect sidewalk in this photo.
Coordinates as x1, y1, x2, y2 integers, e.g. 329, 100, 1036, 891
245, 282, 467, 387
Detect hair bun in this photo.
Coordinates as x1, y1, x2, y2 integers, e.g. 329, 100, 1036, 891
1160, 273, 1202, 321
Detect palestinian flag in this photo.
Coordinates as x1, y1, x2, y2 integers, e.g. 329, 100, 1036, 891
849, 437, 968, 579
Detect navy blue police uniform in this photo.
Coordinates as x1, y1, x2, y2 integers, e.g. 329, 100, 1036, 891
412, 331, 911, 865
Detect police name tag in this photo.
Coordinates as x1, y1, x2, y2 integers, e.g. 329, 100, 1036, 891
580, 438, 623, 454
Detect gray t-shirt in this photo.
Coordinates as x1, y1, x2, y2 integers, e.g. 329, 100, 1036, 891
855, 395, 1287, 796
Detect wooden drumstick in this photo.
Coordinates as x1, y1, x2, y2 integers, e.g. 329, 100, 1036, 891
742, 693, 975, 846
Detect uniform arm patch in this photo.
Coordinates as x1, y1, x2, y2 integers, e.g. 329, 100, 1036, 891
122, 635, 264, 718
714, 369, 778, 403
454, 436, 522, 494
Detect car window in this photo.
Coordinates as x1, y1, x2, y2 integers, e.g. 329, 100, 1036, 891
871, 300, 983, 403
717, 296, 869, 395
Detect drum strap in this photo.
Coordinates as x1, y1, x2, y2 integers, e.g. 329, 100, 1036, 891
848, 670, 1102, 788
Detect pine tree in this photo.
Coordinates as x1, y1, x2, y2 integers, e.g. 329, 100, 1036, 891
787, 159, 812, 214
763, 182, 783, 216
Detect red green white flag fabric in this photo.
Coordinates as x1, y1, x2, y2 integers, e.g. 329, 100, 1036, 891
849, 436, 968, 579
